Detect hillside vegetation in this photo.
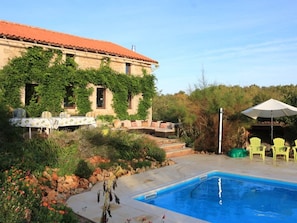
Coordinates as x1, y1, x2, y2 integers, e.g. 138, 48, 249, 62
0, 104, 166, 223
153, 83, 297, 152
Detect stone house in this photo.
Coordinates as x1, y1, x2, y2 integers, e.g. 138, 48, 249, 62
0, 20, 158, 120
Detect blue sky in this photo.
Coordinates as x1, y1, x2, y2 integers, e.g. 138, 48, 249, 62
1, 0, 297, 94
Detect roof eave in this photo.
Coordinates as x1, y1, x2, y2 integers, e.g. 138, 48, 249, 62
1, 34, 158, 64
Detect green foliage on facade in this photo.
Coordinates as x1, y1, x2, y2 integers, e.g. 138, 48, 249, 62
0, 47, 156, 119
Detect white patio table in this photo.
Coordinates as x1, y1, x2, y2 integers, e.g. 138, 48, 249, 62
10, 116, 97, 138
50, 116, 97, 129
10, 117, 52, 138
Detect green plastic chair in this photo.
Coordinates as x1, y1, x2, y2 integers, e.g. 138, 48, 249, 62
271, 138, 290, 161
292, 139, 297, 161
248, 137, 266, 160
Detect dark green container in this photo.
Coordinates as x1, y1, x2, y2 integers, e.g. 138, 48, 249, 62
228, 148, 248, 158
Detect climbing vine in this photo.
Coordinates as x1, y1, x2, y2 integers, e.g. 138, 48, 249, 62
0, 47, 156, 119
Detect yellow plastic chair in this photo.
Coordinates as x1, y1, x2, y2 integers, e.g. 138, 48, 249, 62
292, 139, 297, 161
248, 137, 266, 160
271, 138, 290, 161
59, 112, 70, 118
86, 111, 97, 118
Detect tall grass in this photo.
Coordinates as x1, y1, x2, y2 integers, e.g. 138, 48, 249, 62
56, 145, 81, 176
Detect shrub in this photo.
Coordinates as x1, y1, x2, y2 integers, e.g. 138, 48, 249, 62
0, 167, 79, 223
78, 128, 114, 159
0, 104, 23, 144
74, 159, 93, 179
131, 160, 152, 169
98, 162, 115, 170
20, 138, 59, 173
147, 146, 166, 163
56, 145, 80, 176
0, 138, 60, 174
97, 115, 115, 123
108, 131, 144, 160
0, 167, 40, 223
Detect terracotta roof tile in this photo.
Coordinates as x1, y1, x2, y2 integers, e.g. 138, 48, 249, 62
0, 20, 158, 64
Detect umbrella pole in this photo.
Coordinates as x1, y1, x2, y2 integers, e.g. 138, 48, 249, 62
271, 112, 273, 144
218, 108, 223, 154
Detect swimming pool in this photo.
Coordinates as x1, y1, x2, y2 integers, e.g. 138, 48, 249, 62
135, 171, 297, 223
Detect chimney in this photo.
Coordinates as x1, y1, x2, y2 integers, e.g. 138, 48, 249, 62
131, 45, 136, 52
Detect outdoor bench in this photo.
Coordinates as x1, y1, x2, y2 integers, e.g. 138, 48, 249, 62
120, 120, 176, 137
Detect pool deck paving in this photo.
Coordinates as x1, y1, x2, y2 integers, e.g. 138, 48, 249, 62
66, 154, 297, 223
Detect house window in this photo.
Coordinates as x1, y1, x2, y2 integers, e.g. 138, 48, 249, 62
127, 92, 132, 109
25, 83, 38, 105
66, 53, 75, 67
64, 86, 75, 108
125, 63, 131, 74
97, 88, 106, 108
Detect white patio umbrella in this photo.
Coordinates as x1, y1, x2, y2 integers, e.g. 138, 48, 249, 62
241, 98, 297, 142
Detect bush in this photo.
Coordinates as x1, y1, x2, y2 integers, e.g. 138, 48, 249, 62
0, 167, 79, 223
98, 162, 115, 170
0, 103, 23, 144
0, 167, 40, 223
57, 145, 80, 176
147, 146, 166, 163
131, 160, 152, 169
78, 128, 115, 159
0, 137, 59, 174
74, 159, 93, 179
20, 139, 59, 173
108, 131, 144, 160
97, 115, 115, 123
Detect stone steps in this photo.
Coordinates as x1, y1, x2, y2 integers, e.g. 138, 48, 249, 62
165, 147, 195, 158
145, 135, 195, 158
160, 142, 186, 151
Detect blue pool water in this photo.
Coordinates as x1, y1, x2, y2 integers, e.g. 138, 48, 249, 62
135, 172, 297, 223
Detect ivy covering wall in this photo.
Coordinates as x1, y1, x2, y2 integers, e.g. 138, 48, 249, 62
0, 46, 156, 119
